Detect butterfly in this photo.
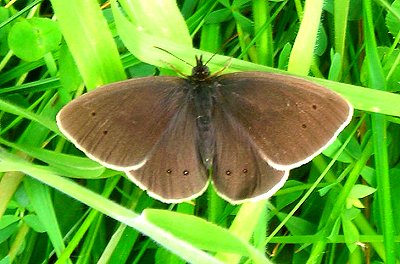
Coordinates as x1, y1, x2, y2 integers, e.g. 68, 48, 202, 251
57, 56, 353, 204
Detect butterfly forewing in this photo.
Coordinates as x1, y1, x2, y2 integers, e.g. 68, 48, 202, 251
215, 72, 353, 170
126, 101, 208, 203
212, 107, 288, 204
57, 77, 188, 171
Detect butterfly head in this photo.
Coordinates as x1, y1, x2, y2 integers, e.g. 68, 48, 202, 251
191, 55, 211, 81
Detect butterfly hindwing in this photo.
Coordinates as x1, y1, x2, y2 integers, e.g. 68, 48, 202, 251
126, 101, 209, 202
212, 106, 288, 204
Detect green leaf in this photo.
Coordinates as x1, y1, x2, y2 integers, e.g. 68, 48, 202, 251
232, 11, 254, 33
276, 212, 317, 235
278, 43, 292, 70
385, 0, 400, 37
8, 17, 61, 61
349, 184, 376, 199
155, 247, 185, 264
347, 185, 376, 208
0, 218, 19, 244
360, 166, 376, 186
328, 52, 342, 81
143, 209, 271, 263
144, 209, 249, 255
341, 209, 360, 253
23, 214, 46, 233
204, 8, 232, 24
314, 23, 327, 56
113, 0, 192, 66
0, 7, 11, 55
0, 137, 105, 178
0, 215, 19, 229
361, 47, 400, 92
276, 180, 304, 210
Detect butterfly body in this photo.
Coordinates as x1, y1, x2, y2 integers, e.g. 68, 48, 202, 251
192, 83, 215, 169
57, 57, 353, 204
186, 57, 217, 170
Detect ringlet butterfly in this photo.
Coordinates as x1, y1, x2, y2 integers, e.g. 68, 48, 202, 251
56, 56, 353, 204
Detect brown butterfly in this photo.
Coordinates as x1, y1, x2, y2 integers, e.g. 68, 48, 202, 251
57, 56, 353, 204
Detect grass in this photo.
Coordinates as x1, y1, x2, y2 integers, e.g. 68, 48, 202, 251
1, 0, 400, 263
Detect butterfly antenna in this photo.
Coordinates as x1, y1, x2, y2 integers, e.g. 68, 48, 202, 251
203, 34, 237, 78
154, 47, 194, 67
154, 47, 196, 77
204, 34, 239, 66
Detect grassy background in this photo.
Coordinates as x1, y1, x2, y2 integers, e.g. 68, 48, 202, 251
1, 0, 400, 263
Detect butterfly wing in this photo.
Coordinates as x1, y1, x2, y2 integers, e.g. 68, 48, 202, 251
56, 77, 189, 171
126, 100, 208, 203
215, 72, 353, 170
212, 107, 288, 203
